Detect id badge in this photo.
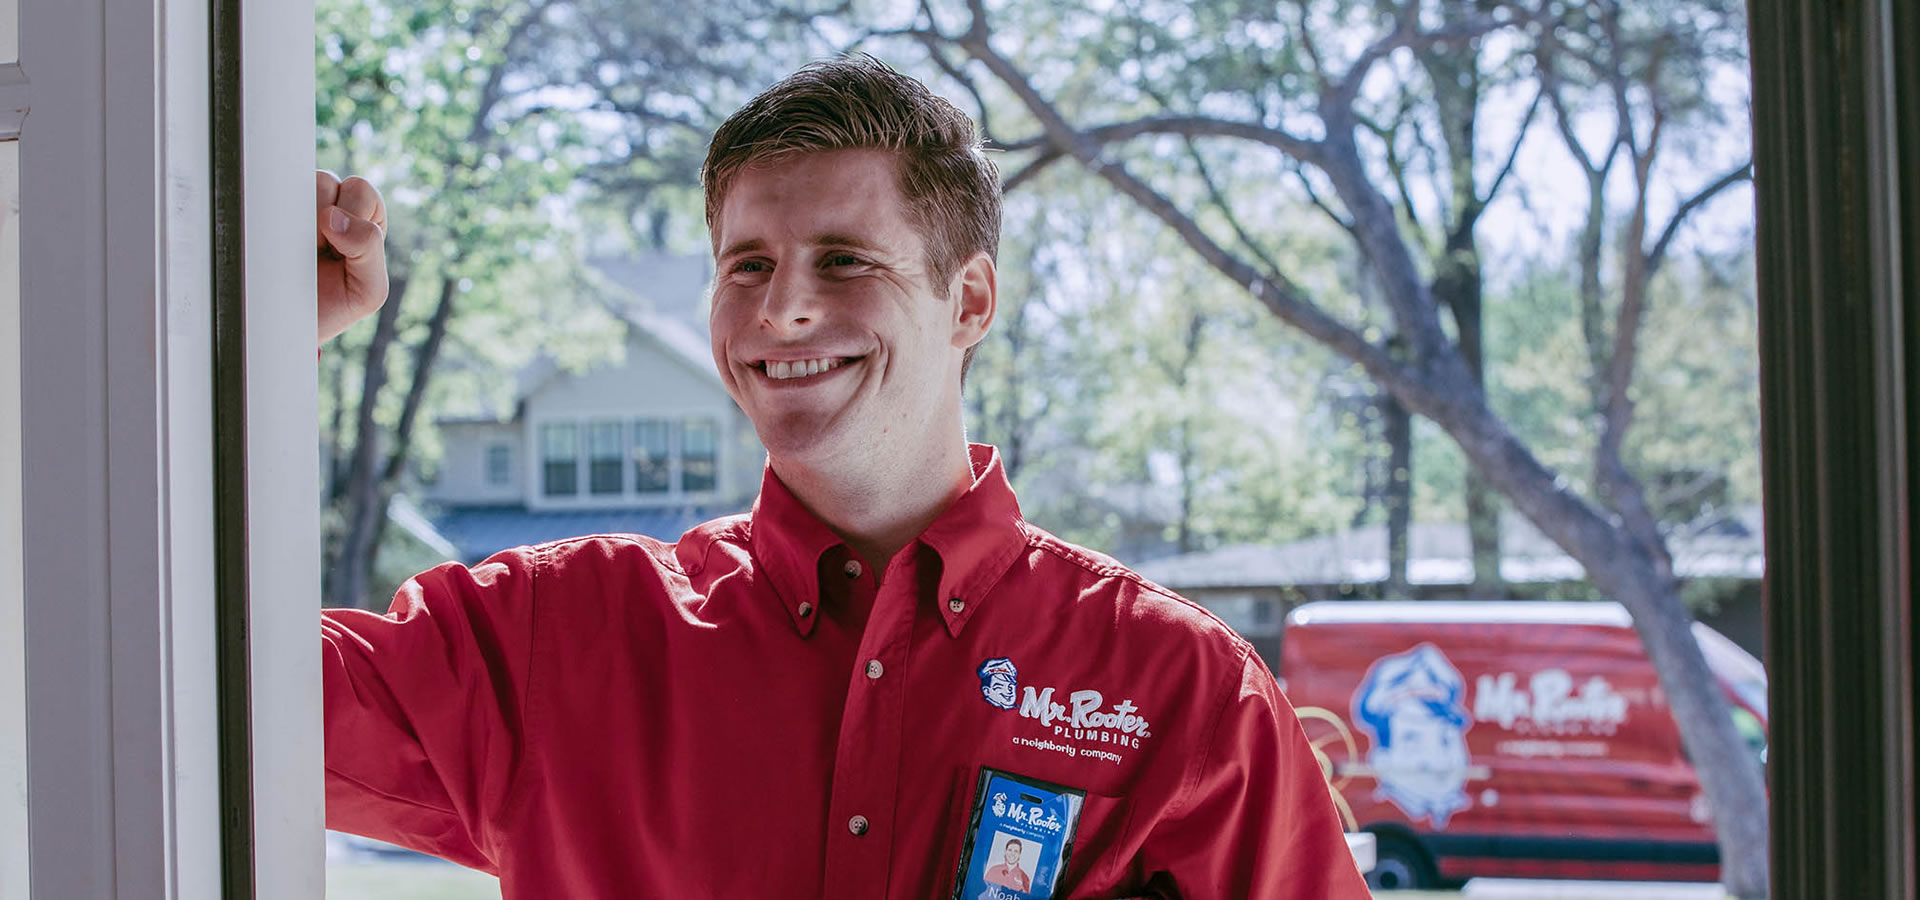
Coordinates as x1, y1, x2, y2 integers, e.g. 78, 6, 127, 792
950, 767, 1086, 900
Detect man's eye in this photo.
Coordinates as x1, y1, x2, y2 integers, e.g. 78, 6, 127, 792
824, 253, 864, 268
735, 259, 770, 274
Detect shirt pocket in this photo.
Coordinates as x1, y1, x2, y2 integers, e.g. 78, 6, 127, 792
1058, 790, 1136, 898
935, 766, 1137, 900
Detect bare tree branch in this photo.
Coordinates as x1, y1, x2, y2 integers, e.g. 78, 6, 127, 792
947, 10, 1410, 389
1292, 162, 1358, 238
1000, 148, 1062, 193
1646, 160, 1751, 278
995, 114, 1324, 164
1333, 8, 1515, 111
1481, 87, 1543, 210
912, 32, 1001, 145
1182, 137, 1290, 283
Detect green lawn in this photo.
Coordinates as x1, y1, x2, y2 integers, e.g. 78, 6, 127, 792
325, 862, 502, 900
323, 861, 1715, 900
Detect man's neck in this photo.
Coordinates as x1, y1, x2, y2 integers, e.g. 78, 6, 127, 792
770, 438, 975, 574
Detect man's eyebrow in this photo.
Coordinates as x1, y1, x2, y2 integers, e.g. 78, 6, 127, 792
810, 233, 883, 254
718, 238, 765, 260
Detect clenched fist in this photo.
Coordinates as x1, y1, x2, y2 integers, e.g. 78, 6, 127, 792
317, 170, 389, 347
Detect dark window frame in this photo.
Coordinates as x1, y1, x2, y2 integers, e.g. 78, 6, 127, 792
1749, 1, 1917, 896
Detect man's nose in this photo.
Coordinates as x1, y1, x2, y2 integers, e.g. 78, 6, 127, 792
760, 268, 824, 331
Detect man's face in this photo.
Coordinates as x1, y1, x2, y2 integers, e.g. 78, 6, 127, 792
709, 148, 980, 465
1003, 841, 1021, 866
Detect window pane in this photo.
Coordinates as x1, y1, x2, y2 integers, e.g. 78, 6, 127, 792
633, 419, 671, 494
1, 137, 27, 899
485, 443, 510, 485
587, 421, 622, 495
681, 418, 716, 494
540, 423, 577, 497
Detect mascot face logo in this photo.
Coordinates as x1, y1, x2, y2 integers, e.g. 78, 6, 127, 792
1353, 643, 1474, 828
978, 657, 1019, 709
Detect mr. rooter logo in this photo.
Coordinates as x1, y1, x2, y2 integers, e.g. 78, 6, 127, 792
1472, 669, 1630, 736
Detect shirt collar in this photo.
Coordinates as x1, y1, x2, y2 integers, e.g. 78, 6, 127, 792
746, 443, 1028, 639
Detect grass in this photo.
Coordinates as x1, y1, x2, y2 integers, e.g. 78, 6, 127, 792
323, 860, 1719, 900
325, 861, 502, 900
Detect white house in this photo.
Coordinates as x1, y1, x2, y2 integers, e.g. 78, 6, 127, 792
419, 252, 764, 563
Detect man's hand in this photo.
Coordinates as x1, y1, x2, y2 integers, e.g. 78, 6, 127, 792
317, 170, 389, 348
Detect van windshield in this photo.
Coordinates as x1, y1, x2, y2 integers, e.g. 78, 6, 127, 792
1693, 622, 1768, 719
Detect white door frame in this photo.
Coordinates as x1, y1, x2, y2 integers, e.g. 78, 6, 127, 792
13, 0, 318, 895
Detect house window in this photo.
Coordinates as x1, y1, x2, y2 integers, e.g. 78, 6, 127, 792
540, 423, 578, 496
485, 443, 511, 485
682, 418, 718, 493
588, 420, 624, 495
633, 419, 672, 494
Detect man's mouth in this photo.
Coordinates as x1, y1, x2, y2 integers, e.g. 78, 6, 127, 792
754, 356, 859, 380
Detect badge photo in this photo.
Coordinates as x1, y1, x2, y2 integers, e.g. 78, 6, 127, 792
951, 767, 1086, 900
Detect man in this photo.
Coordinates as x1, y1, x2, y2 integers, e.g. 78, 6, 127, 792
318, 55, 1370, 899
985, 838, 1032, 891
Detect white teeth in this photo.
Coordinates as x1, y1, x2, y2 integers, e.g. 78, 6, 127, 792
763, 357, 844, 380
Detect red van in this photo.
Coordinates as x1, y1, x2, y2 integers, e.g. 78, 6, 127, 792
1279, 601, 1767, 890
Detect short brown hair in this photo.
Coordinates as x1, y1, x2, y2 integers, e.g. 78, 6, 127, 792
703, 55, 1001, 374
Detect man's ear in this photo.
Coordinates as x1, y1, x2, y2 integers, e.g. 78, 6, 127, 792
949, 251, 997, 351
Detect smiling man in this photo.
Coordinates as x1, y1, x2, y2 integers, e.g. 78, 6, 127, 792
318, 55, 1370, 899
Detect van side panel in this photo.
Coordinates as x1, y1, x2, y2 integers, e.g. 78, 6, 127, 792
1281, 615, 1721, 883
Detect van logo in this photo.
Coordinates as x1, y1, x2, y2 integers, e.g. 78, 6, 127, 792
1473, 670, 1629, 735
1353, 643, 1474, 828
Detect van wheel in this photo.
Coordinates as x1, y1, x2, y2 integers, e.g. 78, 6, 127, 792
1365, 834, 1437, 891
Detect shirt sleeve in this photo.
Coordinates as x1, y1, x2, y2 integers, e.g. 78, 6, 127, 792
321, 547, 540, 873
1136, 648, 1373, 899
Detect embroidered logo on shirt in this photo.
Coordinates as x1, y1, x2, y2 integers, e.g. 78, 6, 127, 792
982, 658, 1154, 764
1016, 686, 1152, 749
978, 657, 1020, 709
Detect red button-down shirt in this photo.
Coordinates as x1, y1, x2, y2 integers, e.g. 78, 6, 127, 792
323, 445, 1370, 898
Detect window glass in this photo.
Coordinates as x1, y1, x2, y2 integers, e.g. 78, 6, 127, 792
633, 419, 671, 494
485, 443, 511, 486
587, 421, 623, 495
681, 418, 717, 494
1, 136, 27, 900
1253, 599, 1274, 626
540, 423, 577, 497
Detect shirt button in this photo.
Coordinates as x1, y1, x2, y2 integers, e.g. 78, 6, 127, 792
948, 597, 965, 614
843, 559, 863, 578
848, 814, 870, 836
797, 602, 814, 617
865, 659, 884, 679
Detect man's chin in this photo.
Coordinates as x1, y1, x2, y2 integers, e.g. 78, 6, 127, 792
753, 414, 853, 465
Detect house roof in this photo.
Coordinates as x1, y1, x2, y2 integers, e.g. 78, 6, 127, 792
1134, 507, 1764, 590
434, 252, 720, 425
591, 252, 720, 388
427, 504, 734, 564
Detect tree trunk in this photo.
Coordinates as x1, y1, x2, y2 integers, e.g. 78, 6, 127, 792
1420, 13, 1504, 601
326, 273, 406, 609
1415, 364, 1769, 897
1382, 390, 1412, 599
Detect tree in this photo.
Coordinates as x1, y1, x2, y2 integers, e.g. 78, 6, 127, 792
965, 162, 1367, 561
317, 0, 612, 608
874, 0, 1768, 893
